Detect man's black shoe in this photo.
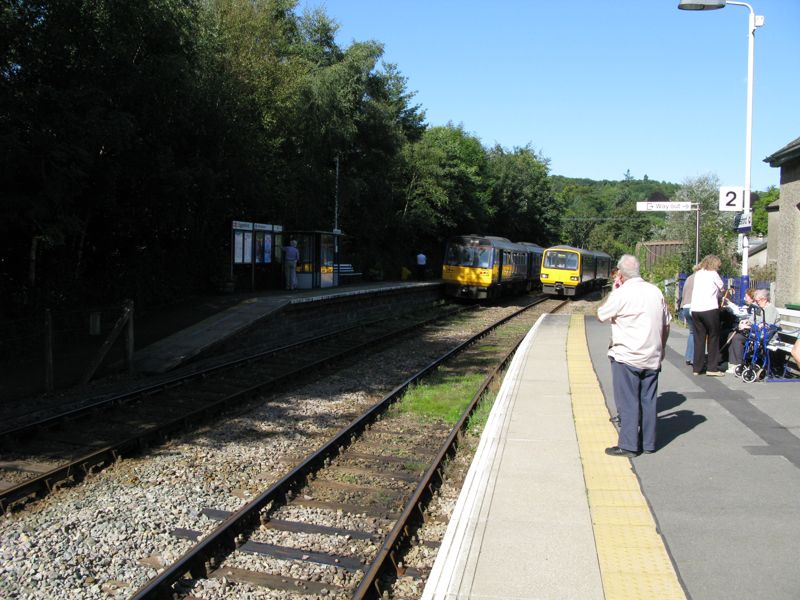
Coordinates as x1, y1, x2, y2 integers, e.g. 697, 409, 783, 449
643, 449, 655, 454
605, 446, 639, 458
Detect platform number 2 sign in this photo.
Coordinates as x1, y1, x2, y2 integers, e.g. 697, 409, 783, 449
718, 186, 745, 212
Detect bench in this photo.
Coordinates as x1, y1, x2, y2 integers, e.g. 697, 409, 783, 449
767, 307, 800, 374
337, 264, 363, 284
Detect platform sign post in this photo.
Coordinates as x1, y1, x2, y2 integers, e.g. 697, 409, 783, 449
719, 186, 745, 212
635, 202, 700, 264
733, 212, 752, 233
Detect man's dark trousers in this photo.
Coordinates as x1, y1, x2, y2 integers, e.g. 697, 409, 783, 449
610, 358, 659, 453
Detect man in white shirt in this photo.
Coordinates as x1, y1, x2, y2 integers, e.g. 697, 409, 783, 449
597, 255, 671, 457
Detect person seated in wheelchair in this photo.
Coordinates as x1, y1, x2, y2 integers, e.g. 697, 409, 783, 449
722, 288, 756, 373
725, 289, 779, 374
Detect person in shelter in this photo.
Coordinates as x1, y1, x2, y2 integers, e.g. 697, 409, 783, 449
283, 239, 300, 290
597, 254, 671, 457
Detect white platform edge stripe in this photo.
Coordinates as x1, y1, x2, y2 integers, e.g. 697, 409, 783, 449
421, 313, 548, 599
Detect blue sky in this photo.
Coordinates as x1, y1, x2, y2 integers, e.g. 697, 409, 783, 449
306, 0, 799, 191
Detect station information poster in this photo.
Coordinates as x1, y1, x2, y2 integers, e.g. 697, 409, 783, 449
243, 232, 253, 263
232, 221, 252, 264
233, 220, 277, 265
234, 230, 245, 263
254, 223, 273, 263
263, 233, 272, 263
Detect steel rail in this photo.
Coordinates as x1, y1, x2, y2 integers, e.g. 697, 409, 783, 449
130, 298, 547, 599
0, 305, 468, 513
352, 324, 526, 598
1, 305, 466, 442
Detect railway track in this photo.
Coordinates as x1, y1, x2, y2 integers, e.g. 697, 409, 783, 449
131, 298, 566, 599
0, 303, 470, 513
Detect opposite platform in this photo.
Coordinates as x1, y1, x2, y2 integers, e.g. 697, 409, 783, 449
134, 281, 441, 374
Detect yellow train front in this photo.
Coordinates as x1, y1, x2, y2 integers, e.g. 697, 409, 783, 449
540, 245, 612, 297
442, 235, 543, 300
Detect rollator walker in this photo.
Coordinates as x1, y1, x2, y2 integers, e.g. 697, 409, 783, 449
734, 305, 780, 383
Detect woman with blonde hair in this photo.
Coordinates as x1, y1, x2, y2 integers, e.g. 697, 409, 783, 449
689, 254, 725, 376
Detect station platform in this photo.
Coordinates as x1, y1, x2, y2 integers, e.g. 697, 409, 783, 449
133, 280, 441, 374
423, 313, 800, 600
0, 280, 443, 423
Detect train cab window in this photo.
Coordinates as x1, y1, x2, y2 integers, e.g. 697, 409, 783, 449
544, 251, 578, 270
445, 244, 493, 268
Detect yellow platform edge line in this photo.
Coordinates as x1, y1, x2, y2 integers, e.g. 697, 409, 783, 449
567, 314, 686, 600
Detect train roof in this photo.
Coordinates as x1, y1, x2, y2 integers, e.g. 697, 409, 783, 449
447, 235, 548, 254
447, 234, 511, 246
543, 245, 612, 259
516, 242, 544, 250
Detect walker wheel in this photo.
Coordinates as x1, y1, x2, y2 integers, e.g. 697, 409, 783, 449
734, 364, 744, 377
742, 367, 758, 383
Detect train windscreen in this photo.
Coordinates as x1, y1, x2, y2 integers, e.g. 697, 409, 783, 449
445, 244, 493, 268
543, 250, 578, 270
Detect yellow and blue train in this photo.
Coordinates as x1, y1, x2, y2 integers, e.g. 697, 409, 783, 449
540, 245, 612, 297
442, 235, 543, 300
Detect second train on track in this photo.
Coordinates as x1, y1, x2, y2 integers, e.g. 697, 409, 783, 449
540, 244, 612, 297
442, 235, 613, 300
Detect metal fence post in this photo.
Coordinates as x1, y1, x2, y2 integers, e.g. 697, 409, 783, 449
125, 300, 135, 373
44, 309, 54, 392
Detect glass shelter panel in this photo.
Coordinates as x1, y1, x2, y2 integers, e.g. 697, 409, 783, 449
321, 234, 335, 288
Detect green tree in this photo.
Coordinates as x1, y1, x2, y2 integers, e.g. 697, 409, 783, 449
657, 174, 737, 275
751, 186, 778, 235
485, 145, 559, 245
552, 176, 679, 257
400, 124, 490, 244
1, 0, 215, 308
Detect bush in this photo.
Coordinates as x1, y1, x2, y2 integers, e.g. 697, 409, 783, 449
750, 262, 776, 281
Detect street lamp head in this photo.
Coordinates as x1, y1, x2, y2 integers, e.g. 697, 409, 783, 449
678, 0, 726, 9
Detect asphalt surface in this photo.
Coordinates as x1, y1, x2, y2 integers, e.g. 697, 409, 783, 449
586, 316, 800, 599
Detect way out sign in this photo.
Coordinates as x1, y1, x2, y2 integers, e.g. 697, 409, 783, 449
635, 201, 693, 211
719, 186, 745, 212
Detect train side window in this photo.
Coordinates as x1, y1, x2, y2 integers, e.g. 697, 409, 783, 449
478, 247, 491, 268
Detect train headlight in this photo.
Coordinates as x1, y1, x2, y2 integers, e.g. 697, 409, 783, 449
541, 273, 549, 279
570, 276, 579, 281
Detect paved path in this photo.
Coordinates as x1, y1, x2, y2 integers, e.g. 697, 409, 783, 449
424, 313, 800, 599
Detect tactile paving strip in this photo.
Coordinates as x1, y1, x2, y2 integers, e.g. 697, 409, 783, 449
567, 315, 686, 600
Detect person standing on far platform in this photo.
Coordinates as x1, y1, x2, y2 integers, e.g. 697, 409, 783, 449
283, 239, 300, 290
679, 269, 697, 366
416, 251, 427, 281
689, 255, 725, 376
597, 254, 671, 458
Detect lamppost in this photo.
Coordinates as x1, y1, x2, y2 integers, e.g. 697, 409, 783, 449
677, 0, 764, 289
